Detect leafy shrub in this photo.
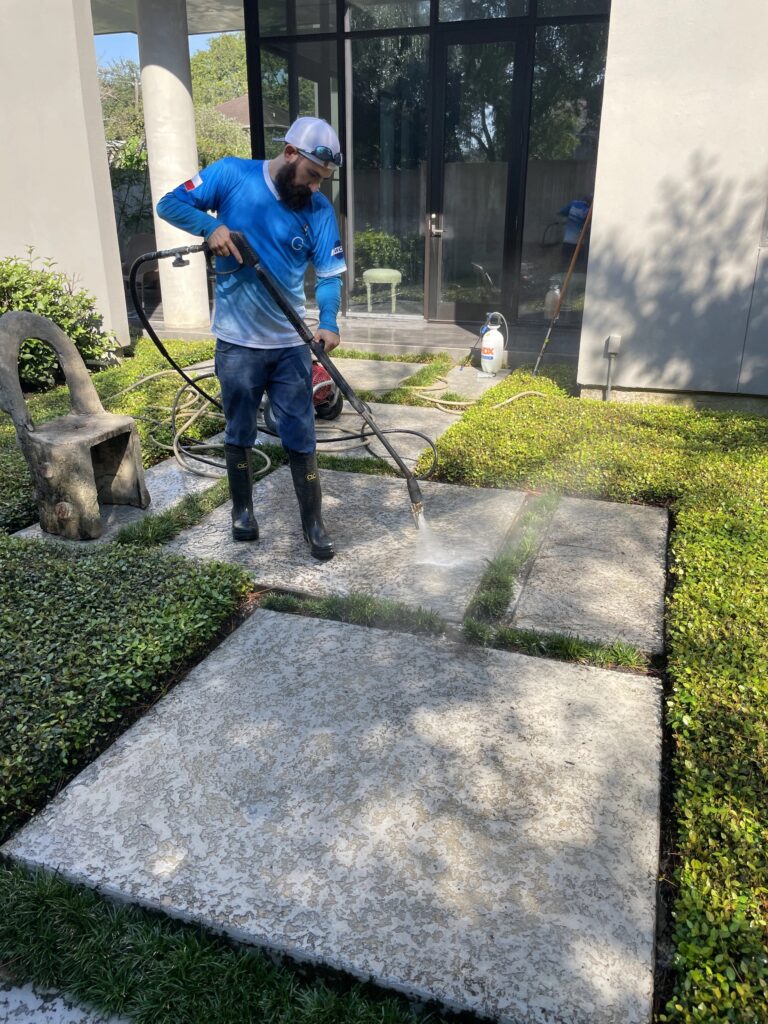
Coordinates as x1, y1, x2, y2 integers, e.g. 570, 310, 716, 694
0, 535, 249, 843
0, 251, 118, 390
354, 227, 408, 278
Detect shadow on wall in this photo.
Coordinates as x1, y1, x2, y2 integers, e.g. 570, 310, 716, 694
581, 154, 767, 395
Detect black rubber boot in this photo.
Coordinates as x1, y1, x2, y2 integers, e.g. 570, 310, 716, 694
287, 450, 334, 560
224, 444, 259, 541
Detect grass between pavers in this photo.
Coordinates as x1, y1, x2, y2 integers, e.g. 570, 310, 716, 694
260, 591, 447, 636
463, 621, 650, 672
0, 864, 447, 1024
0, 534, 250, 844
430, 368, 768, 1023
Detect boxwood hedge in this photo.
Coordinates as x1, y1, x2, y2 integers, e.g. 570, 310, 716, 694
0, 535, 249, 844
432, 370, 768, 1022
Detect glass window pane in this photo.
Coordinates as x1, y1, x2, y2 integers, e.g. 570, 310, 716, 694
439, 0, 527, 23
518, 22, 608, 325
537, 0, 610, 16
348, 35, 428, 315
347, 0, 430, 30
258, 0, 336, 37
261, 40, 341, 303
439, 41, 516, 310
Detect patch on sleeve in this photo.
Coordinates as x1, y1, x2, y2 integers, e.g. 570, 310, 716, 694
330, 240, 344, 258
183, 173, 203, 191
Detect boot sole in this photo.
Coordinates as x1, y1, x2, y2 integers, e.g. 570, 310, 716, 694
232, 528, 259, 542
310, 547, 334, 560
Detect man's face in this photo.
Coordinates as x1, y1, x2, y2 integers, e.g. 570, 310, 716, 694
276, 149, 334, 210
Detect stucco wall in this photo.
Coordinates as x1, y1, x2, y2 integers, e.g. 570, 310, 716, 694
0, 0, 129, 347
579, 0, 768, 396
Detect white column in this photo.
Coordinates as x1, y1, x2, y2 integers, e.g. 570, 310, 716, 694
136, 0, 210, 330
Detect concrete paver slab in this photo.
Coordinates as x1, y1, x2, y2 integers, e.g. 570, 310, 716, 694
314, 401, 457, 469
0, 977, 128, 1023
510, 497, 668, 653
166, 469, 525, 622
3, 610, 662, 1024
443, 364, 512, 399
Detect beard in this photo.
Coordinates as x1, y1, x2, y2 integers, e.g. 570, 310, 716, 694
275, 162, 312, 211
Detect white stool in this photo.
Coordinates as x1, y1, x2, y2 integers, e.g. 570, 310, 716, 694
362, 268, 402, 313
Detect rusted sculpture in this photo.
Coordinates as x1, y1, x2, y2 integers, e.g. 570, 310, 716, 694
0, 311, 150, 540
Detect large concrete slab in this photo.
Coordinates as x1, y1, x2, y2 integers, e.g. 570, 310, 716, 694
166, 469, 525, 622
510, 497, 668, 653
3, 611, 662, 1024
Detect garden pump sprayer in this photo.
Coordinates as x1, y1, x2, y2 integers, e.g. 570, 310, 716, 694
128, 235, 426, 527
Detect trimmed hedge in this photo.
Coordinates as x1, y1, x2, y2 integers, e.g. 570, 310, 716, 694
0, 535, 249, 844
433, 370, 768, 1022
0, 338, 217, 534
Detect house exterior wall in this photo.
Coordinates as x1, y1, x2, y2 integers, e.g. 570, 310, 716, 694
578, 0, 768, 398
0, 0, 130, 348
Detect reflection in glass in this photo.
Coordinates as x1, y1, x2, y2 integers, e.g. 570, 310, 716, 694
518, 22, 608, 325
439, 0, 527, 22
261, 40, 341, 302
537, 0, 609, 16
259, 0, 336, 36
439, 41, 515, 312
349, 35, 428, 315
346, 0, 430, 31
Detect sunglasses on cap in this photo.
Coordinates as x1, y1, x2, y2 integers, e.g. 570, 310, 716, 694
298, 145, 343, 167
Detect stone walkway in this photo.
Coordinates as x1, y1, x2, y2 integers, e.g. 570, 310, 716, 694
4, 612, 662, 1024
4, 360, 669, 1022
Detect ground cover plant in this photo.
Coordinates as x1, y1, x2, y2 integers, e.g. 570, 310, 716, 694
0, 864, 447, 1024
0, 535, 249, 843
432, 369, 768, 1023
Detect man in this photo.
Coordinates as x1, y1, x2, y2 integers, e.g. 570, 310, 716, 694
557, 194, 592, 271
156, 116, 346, 560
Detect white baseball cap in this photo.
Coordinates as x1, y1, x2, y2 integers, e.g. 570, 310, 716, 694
281, 117, 343, 167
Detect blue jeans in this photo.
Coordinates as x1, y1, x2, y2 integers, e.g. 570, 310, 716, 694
214, 340, 315, 453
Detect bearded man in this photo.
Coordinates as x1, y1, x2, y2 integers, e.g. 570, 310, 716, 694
157, 117, 345, 559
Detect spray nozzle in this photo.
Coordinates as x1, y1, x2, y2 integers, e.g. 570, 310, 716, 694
172, 254, 190, 267
407, 476, 424, 526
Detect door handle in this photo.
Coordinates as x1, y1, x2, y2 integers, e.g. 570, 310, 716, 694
430, 226, 444, 237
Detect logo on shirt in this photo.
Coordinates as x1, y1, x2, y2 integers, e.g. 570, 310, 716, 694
183, 173, 203, 191
291, 236, 305, 251
331, 241, 344, 258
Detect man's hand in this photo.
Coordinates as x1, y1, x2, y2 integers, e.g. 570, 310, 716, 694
315, 328, 340, 353
207, 225, 242, 263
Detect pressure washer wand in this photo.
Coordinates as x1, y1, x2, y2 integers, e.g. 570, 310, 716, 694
224, 233, 425, 524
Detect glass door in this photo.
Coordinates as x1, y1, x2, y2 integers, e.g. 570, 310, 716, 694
427, 29, 526, 322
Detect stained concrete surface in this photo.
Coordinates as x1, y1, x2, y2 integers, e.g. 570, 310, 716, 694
3, 610, 662, 1024
166, 468, 525, 622
0, 976, 128, 1023
510, 497, 668, 653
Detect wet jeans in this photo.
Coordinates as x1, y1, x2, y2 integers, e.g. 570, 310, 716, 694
214, 339, 315, 453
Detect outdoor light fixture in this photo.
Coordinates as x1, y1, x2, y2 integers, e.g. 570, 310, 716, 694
605, 333, 622, 401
